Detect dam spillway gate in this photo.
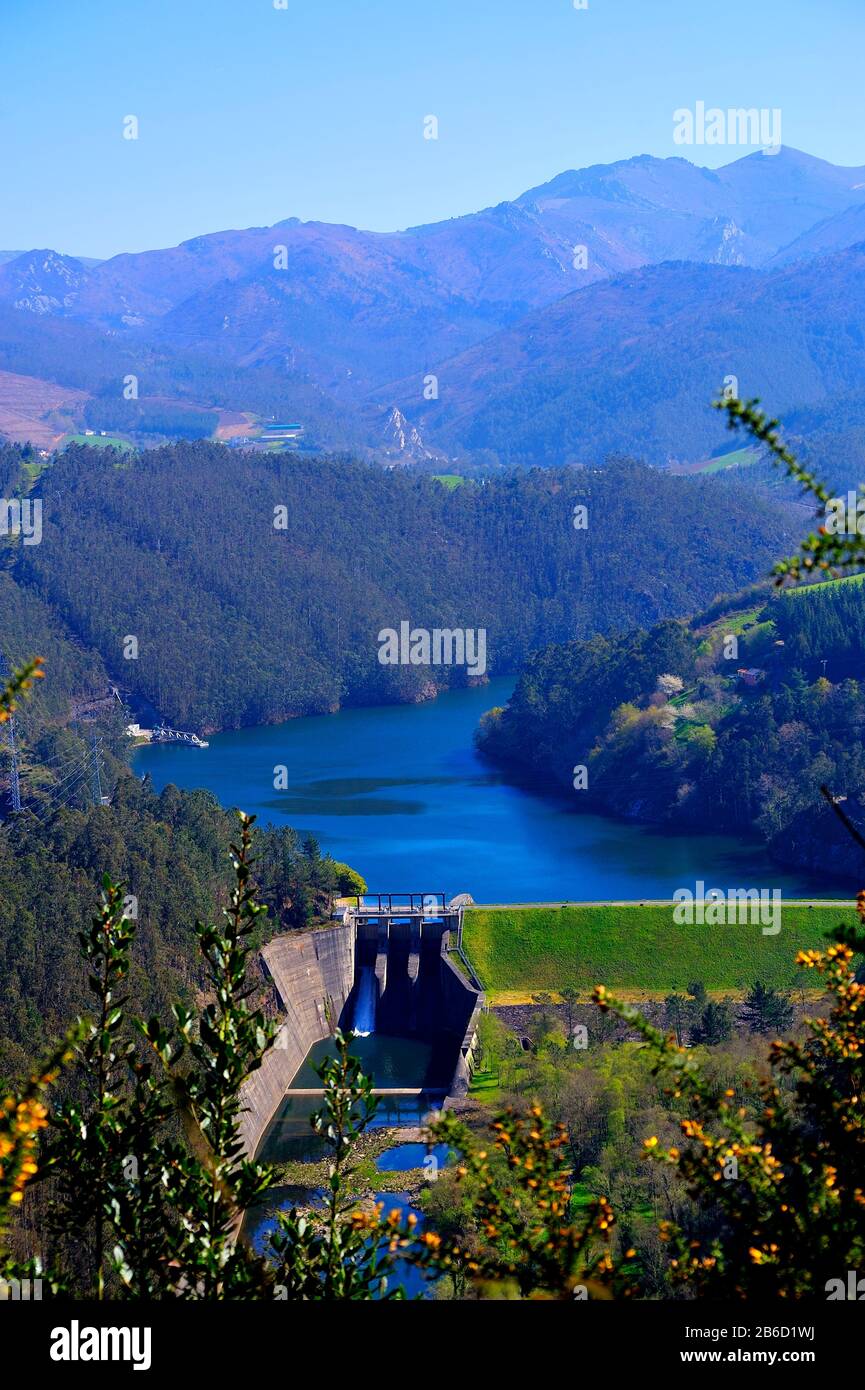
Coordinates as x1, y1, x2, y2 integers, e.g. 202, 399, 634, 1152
240, 893, 484, 1159
341, 894, 483, 1094
347, 894, 463, 1036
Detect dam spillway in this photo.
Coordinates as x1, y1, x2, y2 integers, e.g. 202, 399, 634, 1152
350, 895, 464, 1040
239, 894, 483, 1159
352, 964, 377, 1035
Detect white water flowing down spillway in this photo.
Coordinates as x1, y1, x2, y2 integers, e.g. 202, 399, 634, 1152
352, 966, 377, 1036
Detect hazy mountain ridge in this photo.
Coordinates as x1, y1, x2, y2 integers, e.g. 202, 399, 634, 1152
2, 147, 865, 463
771, 202, 865, 265
393, 240, 865, 466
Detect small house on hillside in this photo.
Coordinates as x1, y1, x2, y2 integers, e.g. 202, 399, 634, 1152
737, 667, 766, 687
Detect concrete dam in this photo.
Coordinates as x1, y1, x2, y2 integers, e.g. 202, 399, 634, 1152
239, 895, 483, 1158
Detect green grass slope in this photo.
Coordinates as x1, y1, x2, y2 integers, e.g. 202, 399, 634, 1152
463, 902, 851, 996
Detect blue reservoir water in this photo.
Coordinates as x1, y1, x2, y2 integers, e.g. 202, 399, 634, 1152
243, 1140, 449, 1299
147, 681, 832, 1299
244, 1185, 431, 1300
134, 678, 828, 900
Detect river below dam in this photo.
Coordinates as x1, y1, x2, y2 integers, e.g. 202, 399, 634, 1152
134, 677, 829, 901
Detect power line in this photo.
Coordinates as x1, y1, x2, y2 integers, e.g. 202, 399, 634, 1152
23, 750, 87, 785
31, 763, 89, 812
26, 743, 97, 819
31, 766, 93, 825
0, 645, 112, 823
6, 717, 21, 813
91, 732, 104, 806
41, 757, 92, 803
35, 745, 93, 772
49, 743, 98, 797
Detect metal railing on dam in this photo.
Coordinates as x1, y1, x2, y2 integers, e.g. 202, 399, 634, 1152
345, 892, 448, 916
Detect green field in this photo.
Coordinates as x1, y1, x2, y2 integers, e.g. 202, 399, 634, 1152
20, 458, 50, 485
66, 433, 134, 451
701, 446, 759, 473
463, 902, 852, 996
785, 571, 865, 599
432, 474, 464, 489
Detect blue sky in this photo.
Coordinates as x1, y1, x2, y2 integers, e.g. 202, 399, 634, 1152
2, 0, 863, 258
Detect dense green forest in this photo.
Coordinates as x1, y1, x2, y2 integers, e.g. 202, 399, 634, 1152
81, 396, 220, 440
0, 549, 129, 821
4, 439, 803, 731
0, 772, 357, 1084
0, 531, 364, 1083
784, 391, 865, 493
476, 575, 865, 881
0, 568, 109, 732
0, 498, 370, 1077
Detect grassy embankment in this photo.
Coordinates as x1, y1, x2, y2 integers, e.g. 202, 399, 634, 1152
65, 432, 134, 450
463, 902, 852, 1004
785, 571, 865, 599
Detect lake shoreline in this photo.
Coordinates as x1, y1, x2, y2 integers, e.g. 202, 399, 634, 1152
134, 678, 837, 903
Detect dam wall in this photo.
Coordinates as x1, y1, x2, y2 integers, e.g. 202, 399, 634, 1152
239, 923, 355, 1157
239, 902, 484, 1158
440, 948, 484, 1095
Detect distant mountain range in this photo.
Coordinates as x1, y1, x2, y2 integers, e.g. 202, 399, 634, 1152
2, 146, 865, 465
394, 243, 865, 467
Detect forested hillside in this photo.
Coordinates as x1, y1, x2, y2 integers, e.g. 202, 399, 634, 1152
0, 771, 360, 1084
0, 545, 126, 821
401, 243, 865, 467
2, 443, 373, 1084
476, 576, 865, 880
7, 440, 804, 731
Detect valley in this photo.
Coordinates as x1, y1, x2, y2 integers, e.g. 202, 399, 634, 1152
2, 439, 802, 732
4, 0, 865, 1326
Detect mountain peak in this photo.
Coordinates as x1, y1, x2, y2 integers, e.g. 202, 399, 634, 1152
515, 153, 694, 206
379, 406, 438, 462
0, 249, 90, 314
718, 144, 865, 190
722, 145, 841, 170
